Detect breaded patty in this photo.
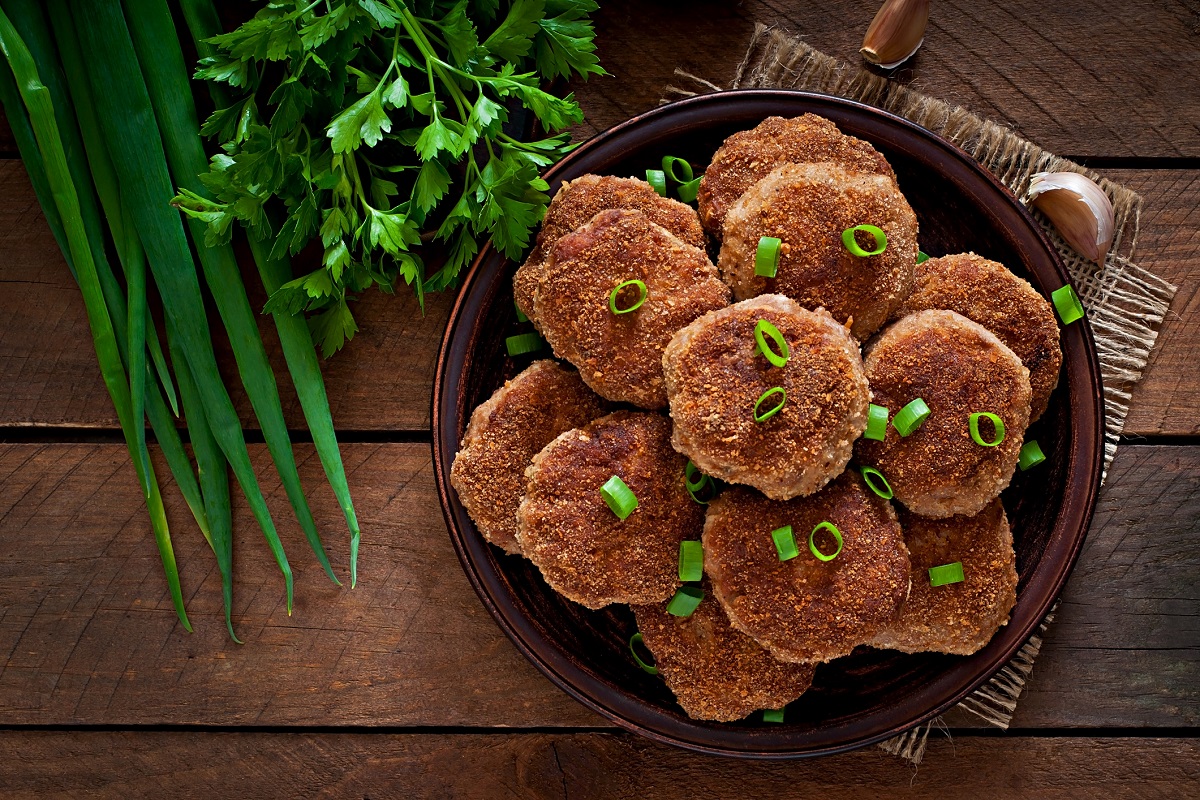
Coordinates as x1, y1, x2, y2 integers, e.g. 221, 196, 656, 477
450, 360, 609, 554
534, 209, 731, 409
697, 114, 895, 237
855, 310, 1032, 519
870, 500, 1018, 655
718, 162, 918, 340
517, 411, 704, 609
662, 295, 869, 500
892, 252, 1062, 422
513, 175, 707, 323
702, 474, 911, 664
633, 578, 815, 721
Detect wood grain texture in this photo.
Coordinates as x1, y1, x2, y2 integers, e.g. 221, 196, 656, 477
0, 443, 1195, 729
571, 0, 1200, 158
1, 732, 1198, 799
1, 158, 1196, 436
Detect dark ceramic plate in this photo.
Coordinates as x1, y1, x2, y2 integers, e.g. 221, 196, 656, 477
431, 90, 1104, 758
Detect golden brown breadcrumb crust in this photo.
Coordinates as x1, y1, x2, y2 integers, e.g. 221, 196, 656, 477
517, 411, 704, 609
697, 114, 895, 237
662, 295, 869, 499
870, 500, 1018, 655
702, 474, 911, 664
892, 252, 1062, 422
633, 578, 815, 721
513, 175, 707, 322
855, 310, 1032, 519
718, 162, 918, 341
450, 360, 610, 554
534, 209, 730, 409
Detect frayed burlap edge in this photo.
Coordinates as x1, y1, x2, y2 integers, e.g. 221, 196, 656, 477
665, 24, 1177, 765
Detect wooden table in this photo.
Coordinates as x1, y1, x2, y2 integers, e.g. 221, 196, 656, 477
1, 2, 1197, 796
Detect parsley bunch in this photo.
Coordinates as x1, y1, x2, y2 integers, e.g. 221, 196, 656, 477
177, 0, 605, 356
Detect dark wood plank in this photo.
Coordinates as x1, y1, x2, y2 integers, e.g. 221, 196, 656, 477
1, 731, 1198, 799
573, 0, 1200, 158
0, 442, 1195, 728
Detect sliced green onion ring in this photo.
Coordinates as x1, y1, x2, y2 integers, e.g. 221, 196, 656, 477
864, 403, 889, 441
860, 467, 894, 500
771, 525, 799, 562
514, 301, 529, 323
608, 278, 648, 315
600, 475, 638, 520
661, 155, 694, 183
678, 540, 704, 582
929, 562, 965, 587
755, 236, 781, 278
969, 412, 1006, 446
762, 708, 785, 723
645, 168, 667, 197
809, 521, 843, 562
629, 632, 658, 674
842, 224, 888, 257
505, 332, 544, 357
666, 586, 704, 617
917, 250, 930, 264
677, 177, 702, 203
753, 387, 787, 422
893, 398, 931, 437
1019, 440, 1046, 471
684, 460, 716, 504
1052, 284, 1084, 325
754, 319, 790, 368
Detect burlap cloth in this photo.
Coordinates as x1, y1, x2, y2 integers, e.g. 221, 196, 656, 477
665, 24, 1177, 763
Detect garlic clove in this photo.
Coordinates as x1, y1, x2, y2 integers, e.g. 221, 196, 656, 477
1026, 171, 1115, 264
861, 0, 930, 69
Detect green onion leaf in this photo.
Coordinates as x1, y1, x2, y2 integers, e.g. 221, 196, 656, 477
968, 412, 1006, 446
753, 387, 787, 422
893, 398, 931, 437
1019, 440, 1046, 471
754, 319, 789, 368
678, 540, 704, 582
865, 403, 889, 441
684, 460, 716, 504
917, 250, 930, 264
661, 155, 694, 183
762, 708, 785, 723
506, 332, 544, 356
772, 525, 800, 562
842, 224, 888, 256
1052, 284, 1084, 325
929, 562, 965, 586
666, 586, 704, 617
755, 236, 781, 278
860, 466, 894, 499
645, 169, 667, 197
601, 475, 638, 520
629, 632, 658, 675
677, 177, 702, 203
608, 278, 648, 315
809, 521, 844, 562
514, 300, 529, 323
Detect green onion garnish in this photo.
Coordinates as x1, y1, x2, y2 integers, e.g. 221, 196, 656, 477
629, 632, 658, 675
505, 332, 544, 357
608, 278, 648, 315
892, 398, 931, 437
762, 708, 785, 723
860, 467, 894, 500
677, 177, 702, 203
864, 403, 889, 441
755, 236, 782, 278
666, 586, 704, 617
1019, 440, 1046, 471
929, 562, 965, 587
754, 319, 790, 368
968, 412, 1006, 447
771, 525, 800, 561
645, 169, 667, 197
1052, 284, 1084, 325
753, 387, 787, 422
917, 250, 930, 264
809, 522, 843, 562
683, 460, 715, 504
600, 475, 638, 520
678, 540, 704, 582
842, 224, 888, 257
661, 155, 694, 183
514, 300, 529, 323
